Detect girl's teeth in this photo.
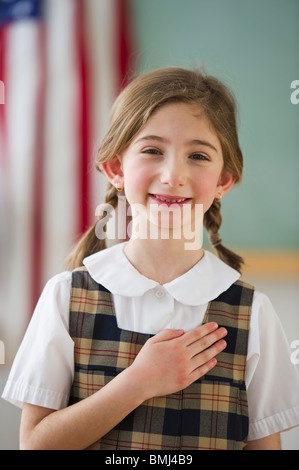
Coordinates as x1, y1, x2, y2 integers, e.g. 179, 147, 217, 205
156, 195, 187, 203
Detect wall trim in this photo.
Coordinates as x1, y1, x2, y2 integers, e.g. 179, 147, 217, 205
237, 250, 299, 277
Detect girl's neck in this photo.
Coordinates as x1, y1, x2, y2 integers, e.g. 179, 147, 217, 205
124, 237, 204, 285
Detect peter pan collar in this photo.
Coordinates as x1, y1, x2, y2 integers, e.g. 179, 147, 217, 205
83, 242, 240, 306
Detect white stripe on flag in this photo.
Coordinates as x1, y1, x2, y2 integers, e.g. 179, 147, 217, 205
84, 0, 120, 216
3, 20, 42, 358
42, 0, 80, 282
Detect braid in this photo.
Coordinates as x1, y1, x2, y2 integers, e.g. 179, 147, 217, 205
65, 183, 119, 270
204, 199, 244, 273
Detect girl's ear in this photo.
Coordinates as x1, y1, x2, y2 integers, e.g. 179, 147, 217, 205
101, 156, 124, 186
217, 171, 236, 197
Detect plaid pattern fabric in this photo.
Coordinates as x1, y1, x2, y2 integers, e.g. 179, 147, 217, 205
68, 267, 254, 450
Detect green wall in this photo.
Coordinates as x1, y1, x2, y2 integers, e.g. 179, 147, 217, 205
129, 0, 299, 249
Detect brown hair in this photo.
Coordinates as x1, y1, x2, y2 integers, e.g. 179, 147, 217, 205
66, 67, 244, 272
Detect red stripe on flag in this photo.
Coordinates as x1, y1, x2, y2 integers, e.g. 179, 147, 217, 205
29, 23, 47, 317
116, 0, 133, 92
75, 0, 91, 235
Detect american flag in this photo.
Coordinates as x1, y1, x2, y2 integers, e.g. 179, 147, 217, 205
0, 0, 134, 361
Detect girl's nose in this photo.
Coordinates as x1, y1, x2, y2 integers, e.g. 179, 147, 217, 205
160, 157, 187, 187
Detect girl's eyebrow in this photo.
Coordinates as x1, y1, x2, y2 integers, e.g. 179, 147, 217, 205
190, 139, 218, 153
134, 135, 165, 144
134, 135, 218, 153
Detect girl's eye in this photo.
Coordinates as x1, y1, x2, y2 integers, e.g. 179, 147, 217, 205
142, 148, 162, 155
189, 153, 209, 161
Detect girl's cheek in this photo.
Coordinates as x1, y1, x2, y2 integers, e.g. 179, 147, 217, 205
124, 164, 152, 187
194, 175, 219, 195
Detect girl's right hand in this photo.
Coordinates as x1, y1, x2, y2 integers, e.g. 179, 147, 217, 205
128, 322, 227, 400
19, 322, 226, 450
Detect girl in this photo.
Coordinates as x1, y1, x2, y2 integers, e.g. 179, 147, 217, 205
2, 67, 299, 450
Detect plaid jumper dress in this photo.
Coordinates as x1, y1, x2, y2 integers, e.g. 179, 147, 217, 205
68, 267, 254, 450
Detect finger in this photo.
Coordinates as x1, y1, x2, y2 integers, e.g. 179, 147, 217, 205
187, 327, 227, 357
190, 357, 218, 381
191, 338, 227, 370
178, 322, 219, 346
151, 328, 185, 344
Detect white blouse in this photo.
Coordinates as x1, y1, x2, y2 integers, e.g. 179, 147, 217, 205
2, 242, 299, 442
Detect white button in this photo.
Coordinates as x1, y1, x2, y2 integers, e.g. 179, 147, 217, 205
155, 287, 165, 298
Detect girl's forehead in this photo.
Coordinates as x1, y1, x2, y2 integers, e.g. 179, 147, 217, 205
143, 102, 215, 133
135, 101, 221, 148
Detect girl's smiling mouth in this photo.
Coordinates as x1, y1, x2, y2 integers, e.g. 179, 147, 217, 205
149, 194, 192, 206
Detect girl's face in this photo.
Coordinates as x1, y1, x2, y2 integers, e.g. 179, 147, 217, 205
104, 102, 235, 232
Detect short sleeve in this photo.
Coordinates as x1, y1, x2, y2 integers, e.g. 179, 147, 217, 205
246, 291, 299, 441
1, 271, 74, 410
